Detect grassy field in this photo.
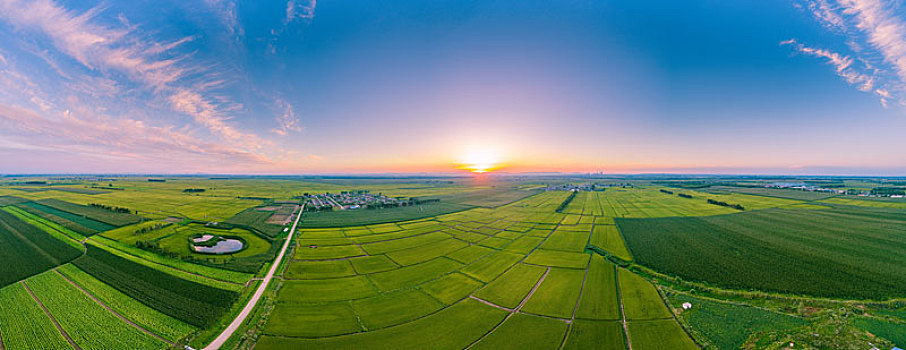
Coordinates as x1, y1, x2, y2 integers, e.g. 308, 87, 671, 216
155, 223, 271, 259
618, 206, 906, 299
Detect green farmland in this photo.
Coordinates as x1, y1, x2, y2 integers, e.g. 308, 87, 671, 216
252, 189, 697, 349
1, 175, 905, 349
618, 206, 906, 299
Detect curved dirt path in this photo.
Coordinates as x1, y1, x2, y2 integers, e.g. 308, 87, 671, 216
204, 205, 304, 350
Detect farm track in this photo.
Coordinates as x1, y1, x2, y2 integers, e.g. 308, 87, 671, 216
465, 267, 552, 349
559, 256, 591, 349
54, 269, 174, 346
204, 204, 305, 350
615, 266, 632, 350
22, 280, 81, 350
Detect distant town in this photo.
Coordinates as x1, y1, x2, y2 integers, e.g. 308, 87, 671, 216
301, 190, 439, 211
767, 182, 904, 198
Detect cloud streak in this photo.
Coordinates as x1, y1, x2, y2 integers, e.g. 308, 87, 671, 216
0, 0, 294, 168
797, 0, 906, 108
284, 0, 316, 25
271, 99, 302, 136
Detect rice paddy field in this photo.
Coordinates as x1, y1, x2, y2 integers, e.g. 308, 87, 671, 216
254, 190, 697, 349
1, 175, 905, 349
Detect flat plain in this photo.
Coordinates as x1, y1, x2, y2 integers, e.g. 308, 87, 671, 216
0, 176, 904, 349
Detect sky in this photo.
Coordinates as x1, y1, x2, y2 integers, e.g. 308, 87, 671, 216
0, 0, 904, 175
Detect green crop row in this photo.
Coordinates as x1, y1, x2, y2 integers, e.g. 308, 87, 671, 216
72, 245, 239, 327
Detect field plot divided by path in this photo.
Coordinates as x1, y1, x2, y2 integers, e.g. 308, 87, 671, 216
0, 282, 73, 350
256, 191, 696, 349
25, 271, 167, 350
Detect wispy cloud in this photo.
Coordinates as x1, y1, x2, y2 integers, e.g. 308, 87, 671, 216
0, 101, 271, 167
271, 98, 302, 136
0, 0, 191, 90
0, 0, 276, 161
805, 0, 847, 31
284, 0, 316, 25
781, 38, 876, 92
797, 0, 906, 108
838, 0, 906, 82
204, 0, 243, 40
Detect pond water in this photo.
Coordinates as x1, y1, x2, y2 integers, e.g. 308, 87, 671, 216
192, 236, 244, 254
192, 234, 215, 243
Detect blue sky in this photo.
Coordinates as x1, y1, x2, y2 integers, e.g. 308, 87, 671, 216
0, 0, 904, 174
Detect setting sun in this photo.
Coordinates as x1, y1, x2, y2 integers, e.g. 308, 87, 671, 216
458, 147, 504, 173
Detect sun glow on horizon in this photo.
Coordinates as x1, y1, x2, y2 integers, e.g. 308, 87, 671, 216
457, 146, 504, 173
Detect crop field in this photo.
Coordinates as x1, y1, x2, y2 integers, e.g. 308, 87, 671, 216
57, 264, 198, 342
0, 209, 83, 288
299, 201, 474, 228
557, 187, 803, 219
20, 201, 116, 232
820, 196, 906, 209
224, 206, 286, 237
852, 317, 906, 347
88, 236, 252, 287
3, 205, 86, 244
72, 245, 239, 327
618, 205, 906, 299
25, 270, 167, 349
35, 198, 142, 226
0, 282, 73, 350
3, 176, 902, 349
702, 186, 840, 200
668, 294, 807, 349
255, 191, 694, 349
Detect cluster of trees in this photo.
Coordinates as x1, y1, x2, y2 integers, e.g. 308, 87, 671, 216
89, 185, 124, 190
304, 204, 333, 212
659, 189, 674, 195
182, 188, 206, 193
556, 190, 578, 213
88, 203, 134, 214
134, 240, 181, 259
870, 187, 906, 196
133, 223, 170, 235
707, 199, 744, 210
408, 197, 439, 204
677, 193, 694, 199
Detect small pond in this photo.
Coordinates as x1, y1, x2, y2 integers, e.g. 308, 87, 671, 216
191, 234, 245, 254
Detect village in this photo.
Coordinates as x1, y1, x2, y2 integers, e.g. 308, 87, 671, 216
302, 190, 438, 211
